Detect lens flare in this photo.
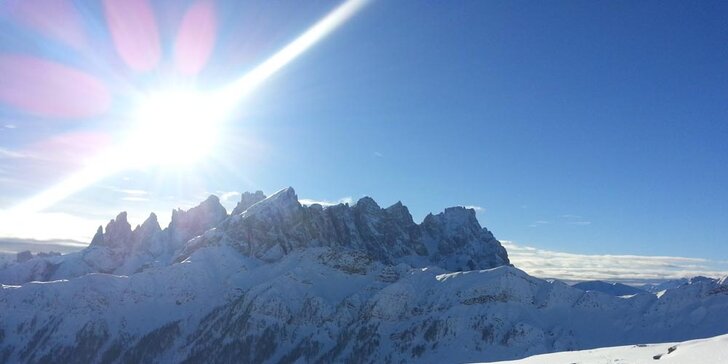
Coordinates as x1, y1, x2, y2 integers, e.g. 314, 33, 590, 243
10, 0, 88, 49
174, 0, 217, 76
125, 88, 231, 167
10, 0, 370, 215
103, 0, 161, 71
0, 55, 110, 118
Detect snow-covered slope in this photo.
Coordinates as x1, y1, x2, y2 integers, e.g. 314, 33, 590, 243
0, 253, 12, 269
641, 276, 718, 294
573, 280, 646, 296
1, 187, 727, 363
487, 333, 728, 364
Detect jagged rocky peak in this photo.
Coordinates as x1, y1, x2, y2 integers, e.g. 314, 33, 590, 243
90, 225, 104, 246
15, 250, 33, 263
384, 201, 415, 226
142, 212, 160, 229
352, 197, 418, 226
242, 187, 302, 218
81, 211, 136, 273
267, 186, 298, 205
169, 194, 228, 243
688, 276, 714, 285
423, 206, 481, 233
232, 190, 267, 215
90, 212, 163, 248
90, 211, 133, 248
183, 186, 509, 272
354, 196, 381, 213
88, 212, 162, 253
133, 213, 162, 240
108, 211, 132, 234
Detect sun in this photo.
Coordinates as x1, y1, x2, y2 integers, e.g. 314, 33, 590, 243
9, 0, 370, 215
125, 88, 231, 168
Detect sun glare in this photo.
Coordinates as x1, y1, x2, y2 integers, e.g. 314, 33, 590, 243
126, 89, 230, 168
9, 0, 370, 215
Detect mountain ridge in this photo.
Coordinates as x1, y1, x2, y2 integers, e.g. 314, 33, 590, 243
0, 187, 509, 285
1, 187, 727, 363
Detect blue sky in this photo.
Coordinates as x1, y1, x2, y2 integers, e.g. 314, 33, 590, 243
0, 0, 726, 263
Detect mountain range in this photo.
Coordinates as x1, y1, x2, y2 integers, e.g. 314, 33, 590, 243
1, 187, 727, 363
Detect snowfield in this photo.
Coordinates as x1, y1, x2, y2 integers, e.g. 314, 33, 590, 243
1, 188, 727, 363
486, 333, 728, 364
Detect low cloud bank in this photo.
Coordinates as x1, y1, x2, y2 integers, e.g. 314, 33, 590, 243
299, 197, 354, 206
502, 240, 728, 285
2, 233, 726, 286
0, 237, 87, 255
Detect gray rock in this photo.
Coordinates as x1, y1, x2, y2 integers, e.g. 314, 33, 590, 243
181, 187, 510, 271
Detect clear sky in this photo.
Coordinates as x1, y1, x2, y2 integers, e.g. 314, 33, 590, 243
0, 0, 726, 265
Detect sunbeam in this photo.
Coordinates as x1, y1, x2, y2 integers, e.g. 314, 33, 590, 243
218, 0, 369, 102
9, 0, 370, 215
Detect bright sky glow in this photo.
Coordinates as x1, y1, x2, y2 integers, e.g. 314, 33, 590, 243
103, 0, 161, 71
0, 1, 727, 282
0, 55, 110, 118
6, 0, 370, 216
7, 149, 125, 215
220, 0, 369, 101
127, 89, 228, 167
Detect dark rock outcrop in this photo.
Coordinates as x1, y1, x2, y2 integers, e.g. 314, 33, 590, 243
180, 187, 510, 271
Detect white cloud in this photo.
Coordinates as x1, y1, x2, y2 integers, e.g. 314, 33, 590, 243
0, 209, 102, 243
121, 196, 150, 202
463, 205, 484, 212
502, 240, 728, 285
560, 214, 591, 226
0, 237, 87, 254
299, 196, 354, 206
105, 187, 149, 196
3, 124, 16, 129
105, 187, 151, 202
529, 220, 550, 228
219, 191, 241, 203
118, 189, 148, 196
569, 221, 592, 226
373, 152, 384, 158
0, 148, 26, 159
560, 214, 582, 219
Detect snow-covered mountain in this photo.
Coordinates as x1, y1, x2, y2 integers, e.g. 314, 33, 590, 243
488, 333, 728, 363
0, 194, 230, 285
0, 252, 12, 269
640, 276, 718, 294
1, 187, 727, 363
572, 280, 646, 296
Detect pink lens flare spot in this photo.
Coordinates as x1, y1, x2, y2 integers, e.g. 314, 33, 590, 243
13, 131, 114, 187
10, 0, 88, 49
27, 131, 113, 166
103, 0, 161, 72
0, 55, 111, 119
174, 0, 217, 76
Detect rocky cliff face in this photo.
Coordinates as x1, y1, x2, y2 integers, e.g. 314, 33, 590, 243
169, 195, 228, 244
231, 190, 267, 215
83, 211, 163, 274
1, 187, 726, 363
0, 194, 229, 284
178, 187, 509, 271
0, 187, 508, 286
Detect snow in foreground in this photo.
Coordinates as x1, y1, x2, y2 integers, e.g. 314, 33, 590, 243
486, 333, 728, 364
